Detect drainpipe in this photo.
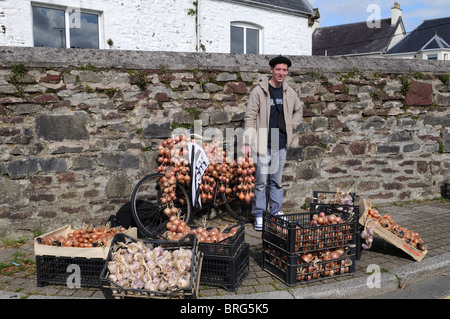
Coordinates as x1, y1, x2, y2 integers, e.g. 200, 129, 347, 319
197, 0, 200, 52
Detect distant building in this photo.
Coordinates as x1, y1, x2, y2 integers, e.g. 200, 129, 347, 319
386, 17, 450, 60
312, 2, 406, 58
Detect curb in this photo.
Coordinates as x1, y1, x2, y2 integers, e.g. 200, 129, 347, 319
204, 252, 450, 299
1, 252, 450, 299
392, 252, 450, 289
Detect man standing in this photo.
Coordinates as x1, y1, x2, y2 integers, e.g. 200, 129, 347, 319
242, 55, 303, 231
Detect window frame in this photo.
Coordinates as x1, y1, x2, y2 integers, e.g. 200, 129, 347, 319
230, 22, 262, 54
31, 3, 103, 49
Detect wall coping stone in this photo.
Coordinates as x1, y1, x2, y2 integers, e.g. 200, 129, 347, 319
1, 46, 450, 73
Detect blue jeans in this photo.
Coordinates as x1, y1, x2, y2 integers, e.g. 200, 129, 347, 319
252, 148, 287, 218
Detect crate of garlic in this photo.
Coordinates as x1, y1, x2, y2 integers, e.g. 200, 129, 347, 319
100, 233, 202, 299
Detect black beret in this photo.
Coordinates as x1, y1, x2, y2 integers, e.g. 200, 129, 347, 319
269, 55, 292, 68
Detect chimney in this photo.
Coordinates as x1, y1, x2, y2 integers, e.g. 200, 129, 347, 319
391, 2, 402, 26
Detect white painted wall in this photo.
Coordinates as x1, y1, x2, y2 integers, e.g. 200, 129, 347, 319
199, 0, 312, 55
0, 0, 313, 55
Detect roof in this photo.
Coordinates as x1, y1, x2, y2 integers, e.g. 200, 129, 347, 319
421, 34, 450, 50
312, 18, 402, 56
387, 17, 450, 54
232, 0, 314, 16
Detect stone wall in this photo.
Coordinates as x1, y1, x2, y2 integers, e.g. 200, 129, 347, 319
0, 47, 449, 238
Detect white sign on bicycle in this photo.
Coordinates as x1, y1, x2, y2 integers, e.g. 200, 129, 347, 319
186, 142, 209, 209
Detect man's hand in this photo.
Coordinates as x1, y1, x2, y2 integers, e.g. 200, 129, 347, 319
241, 145, 251, 157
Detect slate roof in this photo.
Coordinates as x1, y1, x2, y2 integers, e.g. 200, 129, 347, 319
387, 17, 450, 54
239, 0, 314, 16
312, 18, 402, 56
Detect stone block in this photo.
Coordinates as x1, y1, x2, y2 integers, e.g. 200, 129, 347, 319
349, 142, 367, 155
35, 113, 89, 141
389, 132, 412, 142
216, 72, 237, 82
209, 109, 229, 124
362, 116, 386, 130
444, 128, 450, 153
224, 82, 247, 94
358, 181, 379, 191
38, 158, 67, 173
7, 159, 39, 179
295, 161, 319, 180
298, 134, 319, 147
435, 92, 450, 106
405, 81, 432, 106
286, 147, 304, 161
143, 122, 172, 138
403, 143, 420, 152
377, 145, 400, 154
311, 117, 328, 132
105, 173, 134, 198
97, 153, 139, 169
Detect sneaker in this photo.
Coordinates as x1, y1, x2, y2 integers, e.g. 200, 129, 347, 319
272, 210, 287, 221
253, 216, 263, 231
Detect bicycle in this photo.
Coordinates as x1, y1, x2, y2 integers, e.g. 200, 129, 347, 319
131, 135, 254, 238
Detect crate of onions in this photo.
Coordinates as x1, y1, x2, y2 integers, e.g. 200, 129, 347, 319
34, 224, 137, 259
263, 240, 355, 286
161, 215, 245, 257
359, 199, 427, 262
263, 206, 358, 255
100, 233, 202, 299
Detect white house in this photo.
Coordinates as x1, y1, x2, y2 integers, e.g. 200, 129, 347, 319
386, 17, 450, 61
0, 0, 317, 56
312, 2, 406, 58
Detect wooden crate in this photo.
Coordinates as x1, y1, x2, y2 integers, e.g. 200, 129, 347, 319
34, 225, 137, 259
359, 200, 427, 262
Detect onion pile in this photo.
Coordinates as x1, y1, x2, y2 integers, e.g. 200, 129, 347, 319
163, 215, 240, 243
269, 212, 353, 252
367, 208, 425, 251
156, 135, 255, 207
295, 226, 353, 252
107, 240, 193, 292
310, 212, 345, 227
38, 224, 127, 248
297, 248, 352, 280
265, 246, 352, 281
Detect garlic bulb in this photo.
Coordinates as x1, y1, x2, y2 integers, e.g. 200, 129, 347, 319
107, 240, 193, 293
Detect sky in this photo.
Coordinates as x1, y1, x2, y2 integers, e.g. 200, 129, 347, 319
308, 0, 450, 33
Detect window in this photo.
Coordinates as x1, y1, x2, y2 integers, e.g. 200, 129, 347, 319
32, 5, 100, 49
427, 54, 438, 60
230, 23, 261, 54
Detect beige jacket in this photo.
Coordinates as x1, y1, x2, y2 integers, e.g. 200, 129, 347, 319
244, 76, 303, 155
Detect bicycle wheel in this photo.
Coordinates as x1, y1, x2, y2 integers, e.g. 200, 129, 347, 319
221, 192, 254, 223
131, 173, 191, 237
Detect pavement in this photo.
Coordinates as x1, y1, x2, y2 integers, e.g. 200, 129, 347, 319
1, 200, 449, 300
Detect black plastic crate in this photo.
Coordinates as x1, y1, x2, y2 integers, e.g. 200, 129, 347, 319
195, 223, 245, 257
100, 233, 202, 299
160, 223, 245, 257
200, 243, 249, 292
263, 205, 359, 255
36, 255, 104, 288
262, 241, 355, 286
310, 203, 362, 260
441, 183, 450, 200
